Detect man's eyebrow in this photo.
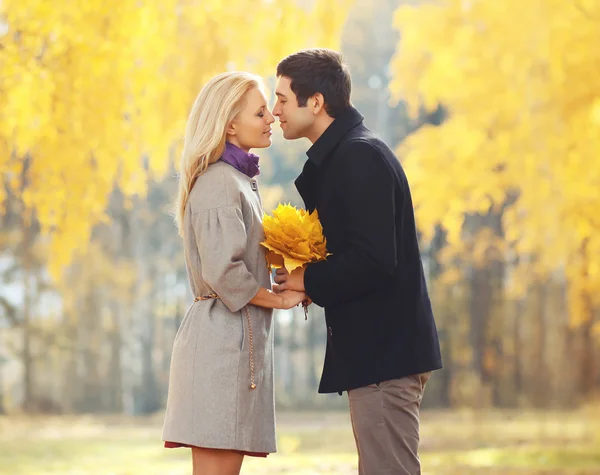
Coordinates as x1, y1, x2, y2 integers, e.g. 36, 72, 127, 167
275, 92, 286, 98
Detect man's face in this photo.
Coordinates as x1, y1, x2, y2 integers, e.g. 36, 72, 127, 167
272, 76, 315, 140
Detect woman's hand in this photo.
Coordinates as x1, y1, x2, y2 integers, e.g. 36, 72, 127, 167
249, 287, 307, 310
279, 290, 308, 310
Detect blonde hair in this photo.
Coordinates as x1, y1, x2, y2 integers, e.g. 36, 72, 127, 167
175, 71, 263, 235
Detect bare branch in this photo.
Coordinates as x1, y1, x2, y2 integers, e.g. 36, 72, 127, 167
0, 295, 20, 326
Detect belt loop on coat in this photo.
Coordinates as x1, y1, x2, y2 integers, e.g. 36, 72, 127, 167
194, 293, 257, 390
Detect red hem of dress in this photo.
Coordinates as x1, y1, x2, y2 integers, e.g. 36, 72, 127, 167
164, 441, 268, 458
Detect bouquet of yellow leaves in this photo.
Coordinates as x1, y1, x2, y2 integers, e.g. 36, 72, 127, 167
261, 204, 329, 319
261, 203, 329, 273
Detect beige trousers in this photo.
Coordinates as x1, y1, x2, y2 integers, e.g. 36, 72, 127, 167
347, 372, 431, 475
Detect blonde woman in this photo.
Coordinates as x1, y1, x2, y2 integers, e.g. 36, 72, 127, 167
162, 72, 306, 475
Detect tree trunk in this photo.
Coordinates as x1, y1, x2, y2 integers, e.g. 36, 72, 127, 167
513, 297, 524, 404
138, 263, 160, 414
21, 225, 34, 412
532, 281, 548, 407
107, 302, 124, 413
576, 239, 596, 401
425, 226, 451, 408
77, 284, 103, 412
306, 307, 320, 391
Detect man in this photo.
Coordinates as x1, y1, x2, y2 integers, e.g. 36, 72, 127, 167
272, 49, 443, 475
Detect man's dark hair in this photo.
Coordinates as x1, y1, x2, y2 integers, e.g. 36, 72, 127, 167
276, 48, 351, 118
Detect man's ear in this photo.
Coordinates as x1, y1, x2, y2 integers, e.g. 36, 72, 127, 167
311, 93, 325, 115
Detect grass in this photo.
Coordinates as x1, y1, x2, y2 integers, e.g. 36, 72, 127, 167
0, 409, 598, 474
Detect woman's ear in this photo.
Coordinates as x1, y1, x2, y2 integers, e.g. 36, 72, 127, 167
226, 120, 237, 136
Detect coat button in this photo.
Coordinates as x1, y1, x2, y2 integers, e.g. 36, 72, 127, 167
328, 326, 333, 336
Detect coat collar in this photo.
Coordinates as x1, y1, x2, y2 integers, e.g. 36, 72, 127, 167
306, 106, 364, 167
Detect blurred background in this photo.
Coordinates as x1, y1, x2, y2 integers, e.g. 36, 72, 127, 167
1, 0, 599, 474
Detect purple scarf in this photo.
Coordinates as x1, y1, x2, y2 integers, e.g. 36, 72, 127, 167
220, 142, 260, 178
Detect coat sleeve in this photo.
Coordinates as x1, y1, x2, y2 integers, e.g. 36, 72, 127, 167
191, 205, 261, 312
304, 141, 399, 308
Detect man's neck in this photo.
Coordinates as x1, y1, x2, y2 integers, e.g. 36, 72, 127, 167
306, 115, 335, 144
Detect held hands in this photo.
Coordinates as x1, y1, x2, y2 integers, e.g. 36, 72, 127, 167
273, 267, 312, 312
273, 267, 306, 292
279, 290, 308, 310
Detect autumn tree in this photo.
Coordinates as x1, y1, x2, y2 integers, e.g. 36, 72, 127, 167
0, 0, 352, 278
390, 0, 600, 403
0, 0, 353, 413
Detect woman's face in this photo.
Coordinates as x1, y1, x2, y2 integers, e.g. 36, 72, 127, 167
228, 87, 274, 151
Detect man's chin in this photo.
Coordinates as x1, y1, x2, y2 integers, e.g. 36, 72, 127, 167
283, 130, 300, 140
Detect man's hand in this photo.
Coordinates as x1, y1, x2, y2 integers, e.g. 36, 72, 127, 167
274, 266, 306, 292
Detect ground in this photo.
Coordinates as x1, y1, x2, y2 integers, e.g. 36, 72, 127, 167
1, 408, 599, 474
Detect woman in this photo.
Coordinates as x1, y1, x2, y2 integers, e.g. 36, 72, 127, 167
162, 71, 306, 475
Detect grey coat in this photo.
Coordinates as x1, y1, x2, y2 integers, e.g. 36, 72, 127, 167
162, 160, 276, 454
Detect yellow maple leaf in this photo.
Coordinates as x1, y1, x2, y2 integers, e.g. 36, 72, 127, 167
261, 204, 330, 273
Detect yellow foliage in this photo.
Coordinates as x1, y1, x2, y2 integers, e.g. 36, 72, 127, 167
389, 1, 600, 322
0, 0, 353, 279
261, 204, 329, 273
